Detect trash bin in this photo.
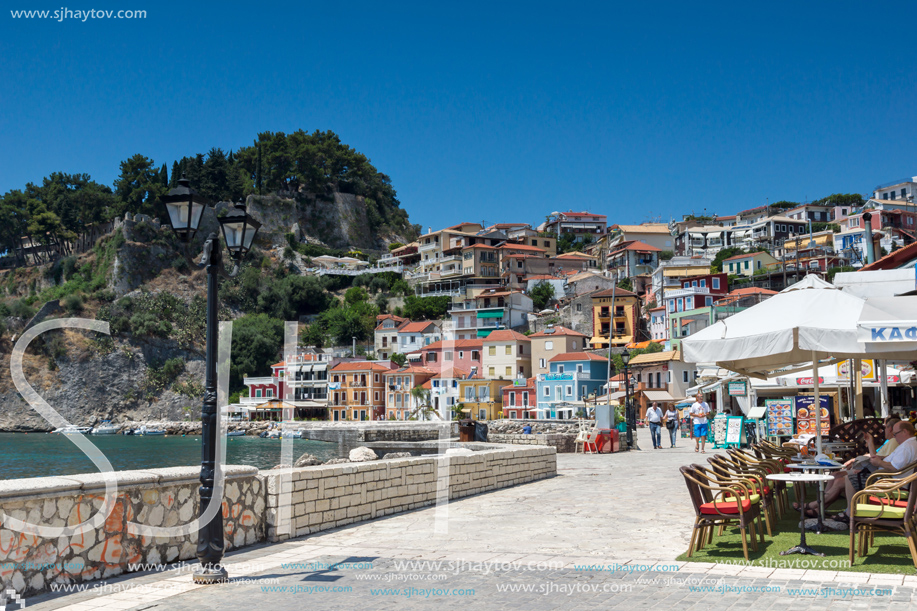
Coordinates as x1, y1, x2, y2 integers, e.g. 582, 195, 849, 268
474, 421, 488, 442
459, 419, 475, 442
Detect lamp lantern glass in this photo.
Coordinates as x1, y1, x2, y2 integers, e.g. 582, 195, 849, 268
218, 201, 261, 261
621, 352, 630, 365
162, 176, 207, 242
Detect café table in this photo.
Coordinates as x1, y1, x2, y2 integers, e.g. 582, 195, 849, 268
766, 473, 835, 556
786, 463, 844, 533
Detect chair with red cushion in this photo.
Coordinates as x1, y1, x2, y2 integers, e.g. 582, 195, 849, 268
707, 455, 780, 535
680, 465, 764, 561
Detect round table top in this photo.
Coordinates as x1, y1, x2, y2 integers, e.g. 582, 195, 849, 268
766, 473, 835, 482
787, 463, 843, 471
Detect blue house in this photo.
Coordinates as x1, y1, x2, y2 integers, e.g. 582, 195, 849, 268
535, 353, 608, 419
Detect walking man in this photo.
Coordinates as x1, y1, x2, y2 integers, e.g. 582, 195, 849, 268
647, 401, 664, 449
690, 393, 711, 454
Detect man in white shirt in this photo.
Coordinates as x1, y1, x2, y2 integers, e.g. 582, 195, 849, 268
838, 421, 917, 521
689, 393, 711, 454
646, 402, 664, 449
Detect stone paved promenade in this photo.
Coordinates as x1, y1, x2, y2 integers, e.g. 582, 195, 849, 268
21, 429, 917, 610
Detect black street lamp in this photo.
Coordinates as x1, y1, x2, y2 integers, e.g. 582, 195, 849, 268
161, 177, 260, 584
621, 352, 636, 450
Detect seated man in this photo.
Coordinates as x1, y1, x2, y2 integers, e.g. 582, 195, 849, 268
835, 420, 917, 521
794, 417, 899, 516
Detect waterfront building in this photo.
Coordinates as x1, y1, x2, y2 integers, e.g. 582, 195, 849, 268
501, 377, 536, 419
241, 351, 334, 420
529, 325, 589, 376
397, 321, 442, 361
721, 251, 779, 277
628, 350, 694, 418
418, 339, 483, 375
534, 353, 608, 420
449, 288, 533, 340
458, 378, 514, 420
384, 366, 436, 420
328, 361, 393, 421
481, 329, 532, 380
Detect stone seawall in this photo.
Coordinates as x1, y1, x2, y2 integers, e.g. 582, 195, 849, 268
0, 466, 263, 599
0, 445, 556, 598
262, 446, 557, 542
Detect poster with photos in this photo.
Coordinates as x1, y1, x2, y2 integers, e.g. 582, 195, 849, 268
766, 399, 793, 436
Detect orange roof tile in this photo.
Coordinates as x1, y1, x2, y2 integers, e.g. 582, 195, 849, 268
609, 240, 662, 254
728, 287, 778, 296
271, 361, 285, 368
481, 329, 531, 342
529, 325, 588, 338
592, 287, 638, 298
399, 321, 439, 334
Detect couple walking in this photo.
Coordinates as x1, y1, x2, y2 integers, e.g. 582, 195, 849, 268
646, 401, 680, 449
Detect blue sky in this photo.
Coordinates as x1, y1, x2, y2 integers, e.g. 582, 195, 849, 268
1, 1, 915, 232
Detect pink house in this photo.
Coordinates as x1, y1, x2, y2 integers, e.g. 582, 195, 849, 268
418, 339, 483, 376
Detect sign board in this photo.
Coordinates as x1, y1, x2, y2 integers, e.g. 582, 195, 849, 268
794, 395, 831, 435
727, 380, 747, 396
858, 325, 917, 342
544, 373, 573, 381
795, 376, 824, 385
725, 416, 744, 446
765, 399, 793, 436
837, 360, 877, 382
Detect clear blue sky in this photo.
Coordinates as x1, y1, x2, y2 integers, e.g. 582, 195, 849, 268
2, 1, 915, 232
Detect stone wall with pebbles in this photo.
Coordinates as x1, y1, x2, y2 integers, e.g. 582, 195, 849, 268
0, 466, 263, 598
263, 446, 557, 542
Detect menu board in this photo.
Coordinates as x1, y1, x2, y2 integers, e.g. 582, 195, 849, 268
712, 414, 728, 446
794, 395, 831, 436
766, 399, 793, 436
725, 416, 744, 445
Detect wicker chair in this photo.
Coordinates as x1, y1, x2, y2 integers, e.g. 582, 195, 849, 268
848, 471, 917, 568
680, 464, 765, 561
707, 455, 780, 535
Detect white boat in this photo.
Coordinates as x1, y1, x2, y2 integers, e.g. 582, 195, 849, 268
55, 425, 92, 435
137, 425, 166, 436
91, 422, 119, 435
226, 430, 246, 437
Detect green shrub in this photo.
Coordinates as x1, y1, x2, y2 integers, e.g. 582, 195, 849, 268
130, 311, 172, 337
0, 302, 10, 317
7, 299, 35, 319
172, 256, 189, 272
62, 293, 84, 313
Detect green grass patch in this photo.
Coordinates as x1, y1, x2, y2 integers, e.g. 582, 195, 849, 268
676, 491, 917, 574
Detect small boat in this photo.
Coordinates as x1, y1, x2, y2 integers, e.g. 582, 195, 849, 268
226, 430, 246, 437
265, 430, 281, 439
137, 425, 166, 436
91, 422, 119, 435
283, 430, 302, 439
54, 425, 92, 435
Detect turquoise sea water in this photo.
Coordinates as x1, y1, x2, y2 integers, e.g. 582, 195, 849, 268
0, 433, 340, 480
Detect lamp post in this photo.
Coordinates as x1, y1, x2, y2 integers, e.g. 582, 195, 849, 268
622, 352, 635, 449
161, 177, 260, 584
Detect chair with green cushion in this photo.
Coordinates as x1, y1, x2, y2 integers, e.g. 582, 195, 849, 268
849, 471, 917, 568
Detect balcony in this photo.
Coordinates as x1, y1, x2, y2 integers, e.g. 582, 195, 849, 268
666, 286, 711, 299
441, 266, 464, 278
440, 254, 460, 264
419, 241, 439, 252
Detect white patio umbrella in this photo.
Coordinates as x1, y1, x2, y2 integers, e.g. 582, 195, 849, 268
682, 275, 916, 456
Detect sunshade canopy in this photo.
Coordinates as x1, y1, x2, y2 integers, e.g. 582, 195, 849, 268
682, 276, 917, 378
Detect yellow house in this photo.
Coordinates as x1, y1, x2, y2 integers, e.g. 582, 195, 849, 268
458, 378, 513, 420
589, 287, 641, 348
722, 251, 779, 277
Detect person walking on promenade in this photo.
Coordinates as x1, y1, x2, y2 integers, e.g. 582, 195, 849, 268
647, 402, 663, 449
690, 393, 711, 454
665, 405, 679, 448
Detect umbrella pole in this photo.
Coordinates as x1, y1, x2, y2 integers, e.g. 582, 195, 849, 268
813, 352, 826, 532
